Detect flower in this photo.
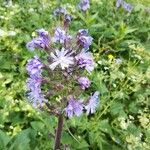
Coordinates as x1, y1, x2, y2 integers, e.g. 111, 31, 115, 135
65, 97, 83, 118
53, 7, 67, 16
53, 27, 66, 44
26, 29, 49, 51
27, 88, 46, 108
27, 76, 42, 91
78, 77, 91, 89
77, 29, 93, 49
49, 48, 74, 70
78, 29, 88, 36
64, 14, 73, 24
26, 37, 49, 51
26, 38, 47, 50
26, 69, 46, 108
116, 0, 133, 12
85, 91, 100, 114
26, 56, 43, 76
122, 1, 133, 12
116, 0, 123, 8
76, 50, 95, 72
36, 28, 49, 37
78, 36, 93, 49
78, 0, 90, 11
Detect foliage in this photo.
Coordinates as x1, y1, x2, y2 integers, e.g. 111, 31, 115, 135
0, 0, 150, 149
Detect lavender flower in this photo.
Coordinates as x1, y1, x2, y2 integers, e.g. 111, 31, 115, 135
78, 29, 88, 36
77, 29, 93, 49
53, 7, 67, 16
78, 35, 93, 49
78, 77, 91, 90
26, 57, 46, 108
116, 0, 133, 13
26, 40, 35, 51
36, 28, 49, 37
26, 29, 49, 51
64, 14, 73, 24
76, 50, 95, 72
85, 91, 100, 114
53, 27, 66, 44
116, 0, 123, 8
78, 0, 90, 11
27, 76, 42, 91
27, 88, 46, 108
26, 56, 43, 76
122, 1, 133, 12
49, 48, 74, 70
65, 97, 83, 118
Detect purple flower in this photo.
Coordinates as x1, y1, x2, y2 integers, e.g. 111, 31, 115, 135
85, 91, 100, 114
64, 14, 73, 24
78, 29, 88, 36
27, 76, 42, 91
26, 75, 46, 108
53, 7, 67, 16
26, 37, 49, 51
76, 50, 95, 72
49, 48, 74, 70
26, 29, 49, 51
122, 1, 133, 12
36, 28, 49, 37
77, 29, 93, 49
65, 97, 83, 118
53, 27, 66, 44
78, 77, 91, 89
78, 0, 90, 11
116, 0, 123, 8
78, 36, 93, 49
26, 40, 35, 51
116, 0, 133, 13
27, 89, 46, 108
26, 56, 43, 76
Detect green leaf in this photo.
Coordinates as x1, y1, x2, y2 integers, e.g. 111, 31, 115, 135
0, 130, 11, 149
99, 119, 113, 136
9, 129, 32, 150
30, 121, 45, 131
110, 102, 124, 116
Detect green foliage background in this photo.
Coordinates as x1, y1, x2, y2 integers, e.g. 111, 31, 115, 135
0, 0, 150, 149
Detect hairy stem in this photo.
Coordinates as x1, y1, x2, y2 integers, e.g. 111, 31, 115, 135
54, 113, 64, 150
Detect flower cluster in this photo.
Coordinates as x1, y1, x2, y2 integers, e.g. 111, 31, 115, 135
116, 0, 133, 12
26, 56, 46, 107
26, 5, 100, 118
78, 0, 90, 11
26, 28, 50, 51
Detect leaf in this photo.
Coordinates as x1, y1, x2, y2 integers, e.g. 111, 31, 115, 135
30, 121, 45, 131
87, 12, 99, 25
0, 130, 11, 149
99, 119, 113, 136
124, 28, 138, 35
110, 102, 124, 116
9, 128, 32, 150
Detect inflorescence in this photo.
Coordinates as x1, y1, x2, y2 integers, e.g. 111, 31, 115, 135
26, 0, 100, 118
116, 0, 133, 12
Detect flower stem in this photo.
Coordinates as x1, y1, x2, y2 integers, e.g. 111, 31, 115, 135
54, 113, 64, 150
